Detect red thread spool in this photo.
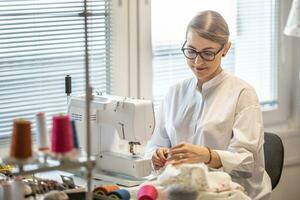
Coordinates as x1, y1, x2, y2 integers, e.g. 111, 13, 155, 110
138, 185, 158, 200
10, 119, 32, 159
51, 114, 74, 153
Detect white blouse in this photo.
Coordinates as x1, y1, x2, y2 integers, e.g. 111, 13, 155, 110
145, 71, 272, 200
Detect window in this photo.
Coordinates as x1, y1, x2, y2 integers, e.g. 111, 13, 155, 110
0, 0, 288, 141
151, 0, 284, 123
0, 0, 112, 139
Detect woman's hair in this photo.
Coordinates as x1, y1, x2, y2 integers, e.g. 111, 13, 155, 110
186, 10, 230, 45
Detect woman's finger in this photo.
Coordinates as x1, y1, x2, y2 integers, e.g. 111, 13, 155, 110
168, 153, 187, 162
153, 159, 165, 167
171, 158, 189, 166
162, 148, 169, 158
157, 149, 168, 160
153, 159, 164, 166
152, 151, 160, 161
170, 143, 185, 150
152, 149, 167, 165
170, 148, 188, 155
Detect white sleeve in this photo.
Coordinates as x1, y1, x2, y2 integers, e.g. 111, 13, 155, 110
215, 89, 264, 178
145, 97, 171, 159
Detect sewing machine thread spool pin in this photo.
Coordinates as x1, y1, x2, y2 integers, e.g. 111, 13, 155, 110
65, 75, 72, 106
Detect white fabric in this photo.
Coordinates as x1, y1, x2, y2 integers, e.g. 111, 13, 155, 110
158, 164, 210, 191
157, 163, 251, 200
145, 70, 272, 200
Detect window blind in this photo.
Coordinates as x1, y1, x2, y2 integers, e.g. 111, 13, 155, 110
0, 0, 112, 138
151, 0, 278, 110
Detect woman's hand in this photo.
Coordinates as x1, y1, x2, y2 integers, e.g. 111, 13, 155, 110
151, 147, 169, 170
168, 142, 209, 166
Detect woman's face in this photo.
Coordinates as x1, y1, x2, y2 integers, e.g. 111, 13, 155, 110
185, 29, 226, 83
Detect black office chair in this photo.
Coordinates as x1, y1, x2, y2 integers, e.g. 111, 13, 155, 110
263, 132, 284, 190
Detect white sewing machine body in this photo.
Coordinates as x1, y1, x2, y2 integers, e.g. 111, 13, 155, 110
68, 94, 154, 186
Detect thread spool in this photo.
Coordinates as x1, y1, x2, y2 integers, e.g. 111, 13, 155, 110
168, 185, 198, 200
1, 182, 12, 200
11, 177, 25, 200
51, 114, 74, 154
93, 185, 119, 196
71, 120, 79, 149
10, 119, 32, 159
36, 112, 49, 151
65, 75, 72, 106
138, 185, 158, 200
108, 189, 130, 200
94, 185, 120, 195
65, 75, 72, 95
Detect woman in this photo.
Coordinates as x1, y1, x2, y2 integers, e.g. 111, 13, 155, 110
145, 10, 272, 200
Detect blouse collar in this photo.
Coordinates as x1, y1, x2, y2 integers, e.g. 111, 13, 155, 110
193, 70, 229, 94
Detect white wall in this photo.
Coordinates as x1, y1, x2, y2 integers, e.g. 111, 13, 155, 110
267, 1, 300, 199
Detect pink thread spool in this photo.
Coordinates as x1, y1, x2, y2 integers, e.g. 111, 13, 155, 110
51, 114, 74, 153
138, 185, 158, 200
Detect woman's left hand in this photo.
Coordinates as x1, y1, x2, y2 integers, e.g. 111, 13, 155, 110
168, 142, 209, 166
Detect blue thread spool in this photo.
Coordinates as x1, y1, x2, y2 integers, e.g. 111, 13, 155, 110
108, 189, 130, 200
71, 120, 79, 149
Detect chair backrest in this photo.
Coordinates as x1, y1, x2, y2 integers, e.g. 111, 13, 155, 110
263, 132, 284, 190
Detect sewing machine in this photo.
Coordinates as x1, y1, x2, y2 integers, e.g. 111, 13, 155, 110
68, 94, 155, 186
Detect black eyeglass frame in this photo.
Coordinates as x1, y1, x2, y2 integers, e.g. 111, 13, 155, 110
181, 40, 224, 61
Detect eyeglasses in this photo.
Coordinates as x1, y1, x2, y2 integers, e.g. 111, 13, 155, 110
181, 40, 224, 61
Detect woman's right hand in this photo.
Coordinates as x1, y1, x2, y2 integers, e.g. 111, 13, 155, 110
152, 147, 169, 170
